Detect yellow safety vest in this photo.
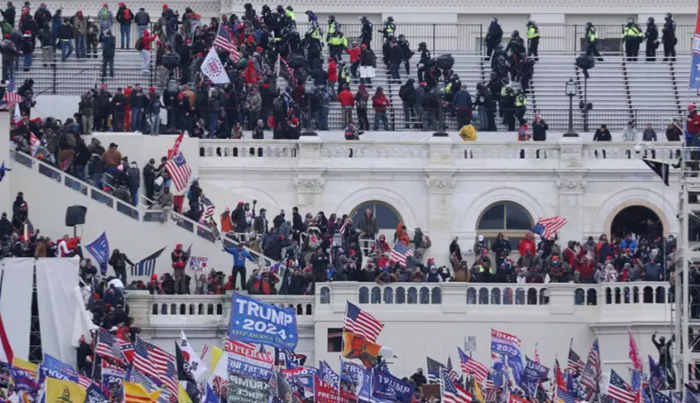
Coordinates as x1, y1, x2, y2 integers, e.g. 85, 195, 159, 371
515, 95, 527, 107
624, 26, 642, 38
527, 26, 539, 39
478, 265, 494, 274
588, 29, 598, 42
328, 22, 337, 35
501, 87, 507, 96
285, 10, 295, 21
329, 36, 342, 46
384, 23, 394, 34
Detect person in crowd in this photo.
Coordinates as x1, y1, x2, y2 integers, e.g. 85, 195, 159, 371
101, 29, 115, 78
224, 243, 255, 291
622, 120, 637, 141
171, 243, 188, 294
108, 248, 133, 285
115, 2, 133, 49
593, 124, 612, 141
372, 87, 390, 131
71, 10, 87, 58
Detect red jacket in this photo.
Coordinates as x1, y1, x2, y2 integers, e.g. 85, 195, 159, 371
338, 89, 354, 107
244, 60, 258, 84
577, 258, 595, 280
327, 61, 337, 82
518, 237, 536, 257
345, 47, 360, 64
142, 32, 157, 50
372, 92, 390, 112
688, 112, 700, 134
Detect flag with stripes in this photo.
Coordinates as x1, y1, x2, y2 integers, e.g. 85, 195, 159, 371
607, 369, 635, 403
446, 357, 460, 384
389, 242, 414, 268
213, 24, 241, 62
628, 332, 643, 372
344, 301, 384, 343
557, 387, 578, 403
580, 339, 601, 392
441, 368, 472, 403
568, 347, 585, 375
427, 357, 448, 384
531, 216, 568, 241
202, 197, 215, 220
95, 328, 126, 363
0, 271, 14, 365
685, 385, 700, 403
0, 90, 22, 110
339, 219, 351, 234
132, 247, 166, 277
137, 338, 177, 398
133, 337, 162, 384
279, 57, 297, 86
225, 338, 257, 352
458, 347, 488, 384
164, 152, 192, 193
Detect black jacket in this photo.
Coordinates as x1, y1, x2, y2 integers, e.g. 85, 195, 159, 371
593, 128, 612, 141
399, 80, 417, 106
116, 6, 133, 26
389, 45, 402, 63
532, 119, 549, 141
101, 35, 116, 58
134, 10, 150, 25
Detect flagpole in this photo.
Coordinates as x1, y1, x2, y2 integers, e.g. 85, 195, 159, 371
338, 302, 348, 403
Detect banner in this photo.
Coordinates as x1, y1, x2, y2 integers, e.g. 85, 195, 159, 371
188, 257, 209, 272
275, 349, 307, 369
520, 357, 549, 397
46, 377, 87, 403
0, 362, 9, 389
9, 366, 38, 394
201, 47, 231, 84
102, 362, 125, 403
86, 381, 110, 403
84, 232, 110, 275
227, 340, 274, 380
692, 3, 700, 88
314, 375, 356, 403
319, 360, 340, 386
491, 328, 523, 384
228, 373, 269, 403
39, 354, 79, 385
340, 360, 371, 402
282, 366, 317, 396
342, 332, 381, 369
228, 293, 298, 350
371, 369, 414, 403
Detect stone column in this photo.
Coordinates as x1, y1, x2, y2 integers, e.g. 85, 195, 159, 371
425, 176, 456, 264
294, 135, 326, 213
0, 111, 10, 216
555, 177, 586, 243
293, 177, 325, 213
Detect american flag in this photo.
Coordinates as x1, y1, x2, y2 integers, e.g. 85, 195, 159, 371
557, 387, 578, 403
531, 216, 568, 241
427, 356, 448, 384
650, 388, 672, 403
134, 336, 177, 397
95, 328, 126, 363
685, 385, 700, 403
213, 24, 241, 62
458, 347, 488, 384
607, 370, 635, 403
628, 331, 643, 372
77, 374, 94, 389
568, 347, 585, 375
202, 197, 215, 219
580, 339, 601, 392
447, 357, 460, 384
339, 219, 351, 234
0, 89, 22, 110
132, 247, 166, 277
279, 57, 297, 86
164, 152, 192, 192
389, 242, 414, 268
441, 368, 472, 403
200, 344, 210, 361
344, 301, 384, 342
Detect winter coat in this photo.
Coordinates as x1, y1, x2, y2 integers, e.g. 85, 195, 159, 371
372, 92, 390, 112
532, 119, 549, 141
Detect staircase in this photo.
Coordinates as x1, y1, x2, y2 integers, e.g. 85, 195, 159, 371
9, 150, 276, 280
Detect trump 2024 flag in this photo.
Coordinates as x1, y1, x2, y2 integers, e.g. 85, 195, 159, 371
201, 47, 231, 84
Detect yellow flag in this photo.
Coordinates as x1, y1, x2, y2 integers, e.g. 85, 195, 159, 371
12, 357, 38, 374
178, 382, 193, 403
46, 377, 87, 403
124, 381, 160, 403
210, 347, 224, 370
473, 378, 484, 403
341, 331, 382, 369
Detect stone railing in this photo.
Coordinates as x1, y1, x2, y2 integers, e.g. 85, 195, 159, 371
127, 282, 673, 328
198, 137, 684, 168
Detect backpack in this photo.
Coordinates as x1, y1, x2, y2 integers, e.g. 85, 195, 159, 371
135, 38, 143, 50
123, 9, 130, 20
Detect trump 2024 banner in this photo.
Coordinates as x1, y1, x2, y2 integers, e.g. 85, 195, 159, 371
228, 293, 298, 350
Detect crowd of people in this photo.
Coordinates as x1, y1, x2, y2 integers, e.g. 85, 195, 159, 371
0, 1, 680, 136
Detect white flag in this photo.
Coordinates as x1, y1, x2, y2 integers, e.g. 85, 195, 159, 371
200, 47, 230, 84
180, 330, 209, 380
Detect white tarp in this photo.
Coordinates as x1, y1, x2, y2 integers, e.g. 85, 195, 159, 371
36, 258, 80, 366
0, 258, 34, 360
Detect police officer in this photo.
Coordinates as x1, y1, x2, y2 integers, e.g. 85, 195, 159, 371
514, 89, 527, 126
585, 22, 603, 62
662, 12, 676, 62
485, 17, 503, 60
397, 34, 413, 75
644, 17, 659, 62
326, 15, 340, 42
501, 85, 516, 131
417, 41, 431, 82
623, 18, 643, 62
379, 16, 395, 42
328, 29, 347, 61
526, 20, 540, 61
359, 15, 373, 49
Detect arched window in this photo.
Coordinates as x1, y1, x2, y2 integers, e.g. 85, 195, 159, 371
477, 202, 534, 250
351, 201, 402, 230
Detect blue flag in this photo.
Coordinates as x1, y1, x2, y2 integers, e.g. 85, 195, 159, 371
652, 387, 673, 403
319, 361, 340, 386
371, 369, 414, 403
9, 366, 38, 394
203, 383, 219, 403
520, 357, 549, 397
228, 293, 298, 350
39, 354, 79, 385
85, 232, 110, 275
691, 12, 700, 88
340, 360, 371, 402
491, 329, 523, 386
